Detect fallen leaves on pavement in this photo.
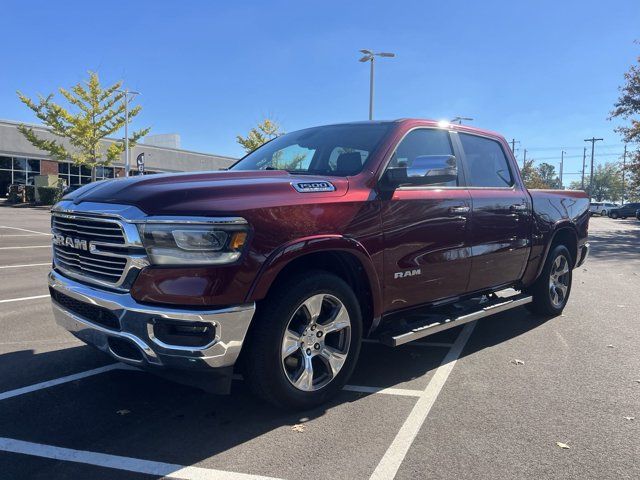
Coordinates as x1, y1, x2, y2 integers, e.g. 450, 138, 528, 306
511, 359, 525, 366
556, 442, 570, 449
291, 424, 306, 433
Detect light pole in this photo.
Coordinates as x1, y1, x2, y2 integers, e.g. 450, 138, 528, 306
451, 116, 473, 125
359, 49, 395, 120
560, 150, 566, 189
116, 88, 140, 177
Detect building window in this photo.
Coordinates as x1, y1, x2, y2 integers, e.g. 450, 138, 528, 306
0, 156, 41, 195
57, 162, 114, 186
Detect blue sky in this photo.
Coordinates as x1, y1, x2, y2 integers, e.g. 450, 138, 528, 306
1, 0, 638, 182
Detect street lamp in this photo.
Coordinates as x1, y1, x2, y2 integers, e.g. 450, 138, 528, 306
450, 116, 473, 125
359, 49, 396, 120
116, 88, 141, 177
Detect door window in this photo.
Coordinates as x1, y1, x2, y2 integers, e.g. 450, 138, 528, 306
459, 133, 513, 188
389, 129, 459, 186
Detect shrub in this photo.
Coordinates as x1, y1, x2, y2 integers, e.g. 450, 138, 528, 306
37, 186, 58, 205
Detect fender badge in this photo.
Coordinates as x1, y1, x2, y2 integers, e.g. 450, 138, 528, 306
291, 181, 336, 193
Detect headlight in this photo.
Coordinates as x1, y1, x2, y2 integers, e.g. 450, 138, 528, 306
137, 221, 249, 266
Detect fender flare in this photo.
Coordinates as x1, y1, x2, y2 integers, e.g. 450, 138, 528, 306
533, 222, 578, 281
245, 234, 383, 320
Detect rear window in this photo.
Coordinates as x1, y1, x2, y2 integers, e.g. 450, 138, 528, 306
459, 133, 513, 188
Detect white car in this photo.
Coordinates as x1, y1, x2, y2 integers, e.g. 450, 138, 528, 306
589, 202, 619, 216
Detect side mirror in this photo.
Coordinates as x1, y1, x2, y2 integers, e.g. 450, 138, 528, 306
383, 155, 458, 187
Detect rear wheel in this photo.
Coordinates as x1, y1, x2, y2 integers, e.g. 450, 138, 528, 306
600, 210, 607, 216
527, 245, 572, 316
610, 211, 619, 219
243, 271, 362, 409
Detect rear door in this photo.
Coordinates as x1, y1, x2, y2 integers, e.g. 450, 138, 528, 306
457, 132, 532, 292
380, 128, 472, 312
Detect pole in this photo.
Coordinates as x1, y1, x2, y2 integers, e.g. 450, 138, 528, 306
584, 137, 603, 198
369, 57, 375, 121
581, 147, 586, 189
622, 144, 627, 205
560, 150, 565, 189
523, 149, 527, 169
124, 90, 130, 177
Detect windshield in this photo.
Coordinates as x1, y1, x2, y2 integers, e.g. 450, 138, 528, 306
231, 123, 394, 176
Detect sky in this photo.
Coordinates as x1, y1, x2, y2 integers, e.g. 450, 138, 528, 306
1, 0, 638, 183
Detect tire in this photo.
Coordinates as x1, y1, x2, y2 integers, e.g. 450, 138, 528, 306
527, 245, 573, 316
636, 211, 640, 221
610, 211, 619, 219
243, 271, 362, 409
600, 210, 607, 216
621, 216, 627, 220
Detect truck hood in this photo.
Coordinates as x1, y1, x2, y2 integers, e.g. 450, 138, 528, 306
66, 170, 350, 216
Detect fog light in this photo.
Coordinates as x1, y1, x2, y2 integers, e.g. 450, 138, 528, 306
151, 319, 216, 348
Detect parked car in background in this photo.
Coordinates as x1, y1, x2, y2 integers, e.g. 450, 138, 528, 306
589, 202, 619, 216
608, 202, 640, 219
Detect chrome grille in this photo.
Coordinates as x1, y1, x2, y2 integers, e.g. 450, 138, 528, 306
52, 212, 147, 290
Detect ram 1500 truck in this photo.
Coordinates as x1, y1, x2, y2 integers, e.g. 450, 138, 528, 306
49, 119, 590, 408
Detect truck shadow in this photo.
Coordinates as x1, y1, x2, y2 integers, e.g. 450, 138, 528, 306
0, 306, 548, 478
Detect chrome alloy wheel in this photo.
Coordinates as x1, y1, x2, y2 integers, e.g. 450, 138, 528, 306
549, 254, 570, 308
281, 293, 351, 392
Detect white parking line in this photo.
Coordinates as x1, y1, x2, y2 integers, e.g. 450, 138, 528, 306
0, 437, 283, 480
369, 321, 477, 480
0, 263, 50, 269
342, 385, 423, 397
0, 234, 50, 237
0, 245, 51, 250
0, 294, 50, 304
362, 338, 454, 348
232, 373, 425, 398
0, 364, 135, 401
0, 226, 52, 236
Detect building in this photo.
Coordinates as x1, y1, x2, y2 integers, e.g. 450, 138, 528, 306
0, 119, 236, 194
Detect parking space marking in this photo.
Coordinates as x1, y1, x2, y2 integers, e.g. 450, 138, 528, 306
232, 373, 427, 398
0, 437, 283, 480
342, 385, 423, 397
369, 321, 477, 480
0, 294, 50, 304
0, 245, 51, 250
0, 226, 52, 236
0, 263, 50, 269
0, 364, 136, 401
362, 338, 454, 348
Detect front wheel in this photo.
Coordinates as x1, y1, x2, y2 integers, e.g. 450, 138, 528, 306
243, 271, 362, 409
610, 211, 619, 219
600, 210, 607, 216
527, 245, 573, 316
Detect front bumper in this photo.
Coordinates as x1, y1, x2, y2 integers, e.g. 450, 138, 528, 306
48, 270, 255, 371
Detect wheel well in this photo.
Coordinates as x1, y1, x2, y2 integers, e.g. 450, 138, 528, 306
263, 251, 375, 334
550, 227, 578, 267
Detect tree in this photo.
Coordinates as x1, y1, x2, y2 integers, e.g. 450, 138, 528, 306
236, 119, 282, 154
537, 162, 561, 189
610, 48, 640, 200
17, 72, 150, 181
569, 162, 624, 201
520, 159, 548, 189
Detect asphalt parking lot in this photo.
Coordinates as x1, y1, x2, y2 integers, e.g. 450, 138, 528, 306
0, 205, 638, 480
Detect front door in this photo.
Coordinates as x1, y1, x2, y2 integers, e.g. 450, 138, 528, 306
457, 132, 532, 291
380, 128, 473, 313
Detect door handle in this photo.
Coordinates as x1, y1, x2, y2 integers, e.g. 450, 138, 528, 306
510, 204, 527, 212
449, 205, 470, 215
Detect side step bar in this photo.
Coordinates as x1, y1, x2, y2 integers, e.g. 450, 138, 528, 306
379, 293, 533, 347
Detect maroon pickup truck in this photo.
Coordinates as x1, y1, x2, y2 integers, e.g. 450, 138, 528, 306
48, 119, 589, 408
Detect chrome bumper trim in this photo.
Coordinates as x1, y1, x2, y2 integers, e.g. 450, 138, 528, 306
576, 242, 590, 268
48, 270, 255, 370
